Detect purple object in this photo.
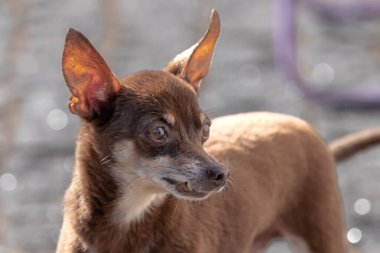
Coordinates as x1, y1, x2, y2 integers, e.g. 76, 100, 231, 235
273, 0, 380, 107
308, 0, 380, 21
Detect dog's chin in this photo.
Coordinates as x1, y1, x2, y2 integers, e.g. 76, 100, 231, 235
159, 178, 215, 200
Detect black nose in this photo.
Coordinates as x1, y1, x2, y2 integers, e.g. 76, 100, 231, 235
206, 166, 228, 186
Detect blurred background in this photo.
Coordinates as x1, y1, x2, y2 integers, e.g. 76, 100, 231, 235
0, 0, 379, 252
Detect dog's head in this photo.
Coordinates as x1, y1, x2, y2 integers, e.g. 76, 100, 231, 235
62, 10, 228, 200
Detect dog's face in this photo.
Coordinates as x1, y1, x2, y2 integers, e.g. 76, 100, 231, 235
110, 71, 228, 200
62, 11, 228, 200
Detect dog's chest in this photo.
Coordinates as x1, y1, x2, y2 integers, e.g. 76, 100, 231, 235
112, 189, 161, 225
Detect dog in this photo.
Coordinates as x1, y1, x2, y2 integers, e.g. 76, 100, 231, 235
56, 10, 380, 253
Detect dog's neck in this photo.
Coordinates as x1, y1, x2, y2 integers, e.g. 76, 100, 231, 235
111, 175, 167, 225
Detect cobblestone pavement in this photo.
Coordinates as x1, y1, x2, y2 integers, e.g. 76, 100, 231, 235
0, 0, 379, 252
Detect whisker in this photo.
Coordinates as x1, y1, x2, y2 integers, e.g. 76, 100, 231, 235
123, 176, 143, 191
100, 158, 113, 166
229, 175, 237, 184
217, 190, 226, 201
100, 154, 111, 163
225, 179, 236, 194
189, 201, 194, 211
171, 200, 180, 222
227, 176, 238, 191
224, 183, 232, 197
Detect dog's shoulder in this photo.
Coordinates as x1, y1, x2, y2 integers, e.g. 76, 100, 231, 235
210, 112, 314, 139
205, 112, 325, 157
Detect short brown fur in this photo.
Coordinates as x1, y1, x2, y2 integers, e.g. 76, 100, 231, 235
57, 10, 380, 253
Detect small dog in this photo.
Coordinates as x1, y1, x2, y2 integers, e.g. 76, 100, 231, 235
56, 10, 380, 253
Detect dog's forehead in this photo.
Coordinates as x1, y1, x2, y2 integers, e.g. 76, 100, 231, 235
120, 70, 202, 126
122, 70, 195, 93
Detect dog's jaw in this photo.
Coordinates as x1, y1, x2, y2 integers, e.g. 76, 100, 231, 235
110, 140, 200, 225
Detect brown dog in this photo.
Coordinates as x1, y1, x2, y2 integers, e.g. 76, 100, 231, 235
56, 10, 380, 253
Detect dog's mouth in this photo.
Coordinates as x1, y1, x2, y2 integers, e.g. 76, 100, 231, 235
161, 177, 209, 199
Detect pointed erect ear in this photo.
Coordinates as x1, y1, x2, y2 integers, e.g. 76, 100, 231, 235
62, 28, 121, 120
164, 9, 220, 93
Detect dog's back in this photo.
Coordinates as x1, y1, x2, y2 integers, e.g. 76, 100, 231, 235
203, 112, 345, 252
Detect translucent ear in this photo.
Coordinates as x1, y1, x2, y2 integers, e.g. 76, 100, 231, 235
164, 9, 220, 93
62, 28, 120, 120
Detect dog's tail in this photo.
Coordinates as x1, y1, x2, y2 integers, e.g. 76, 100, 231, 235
329, 129, 380, 162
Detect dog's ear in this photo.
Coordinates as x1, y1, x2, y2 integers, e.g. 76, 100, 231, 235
164, 9, 220, 93
62, 28, 121, 120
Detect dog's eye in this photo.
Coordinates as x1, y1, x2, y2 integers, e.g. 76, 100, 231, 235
148, 126, 167, 142
202, 122, 211, 142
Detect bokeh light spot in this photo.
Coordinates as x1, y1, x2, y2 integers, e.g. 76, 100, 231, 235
354, 198, 371, 216
0, 173, 17, 192
312, 63, 335, 86
347, 228, 362, 244
47, 109, 68, 131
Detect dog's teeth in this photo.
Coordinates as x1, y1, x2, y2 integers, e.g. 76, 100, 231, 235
186, 182, 194, 191
217, 186, 225, 193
